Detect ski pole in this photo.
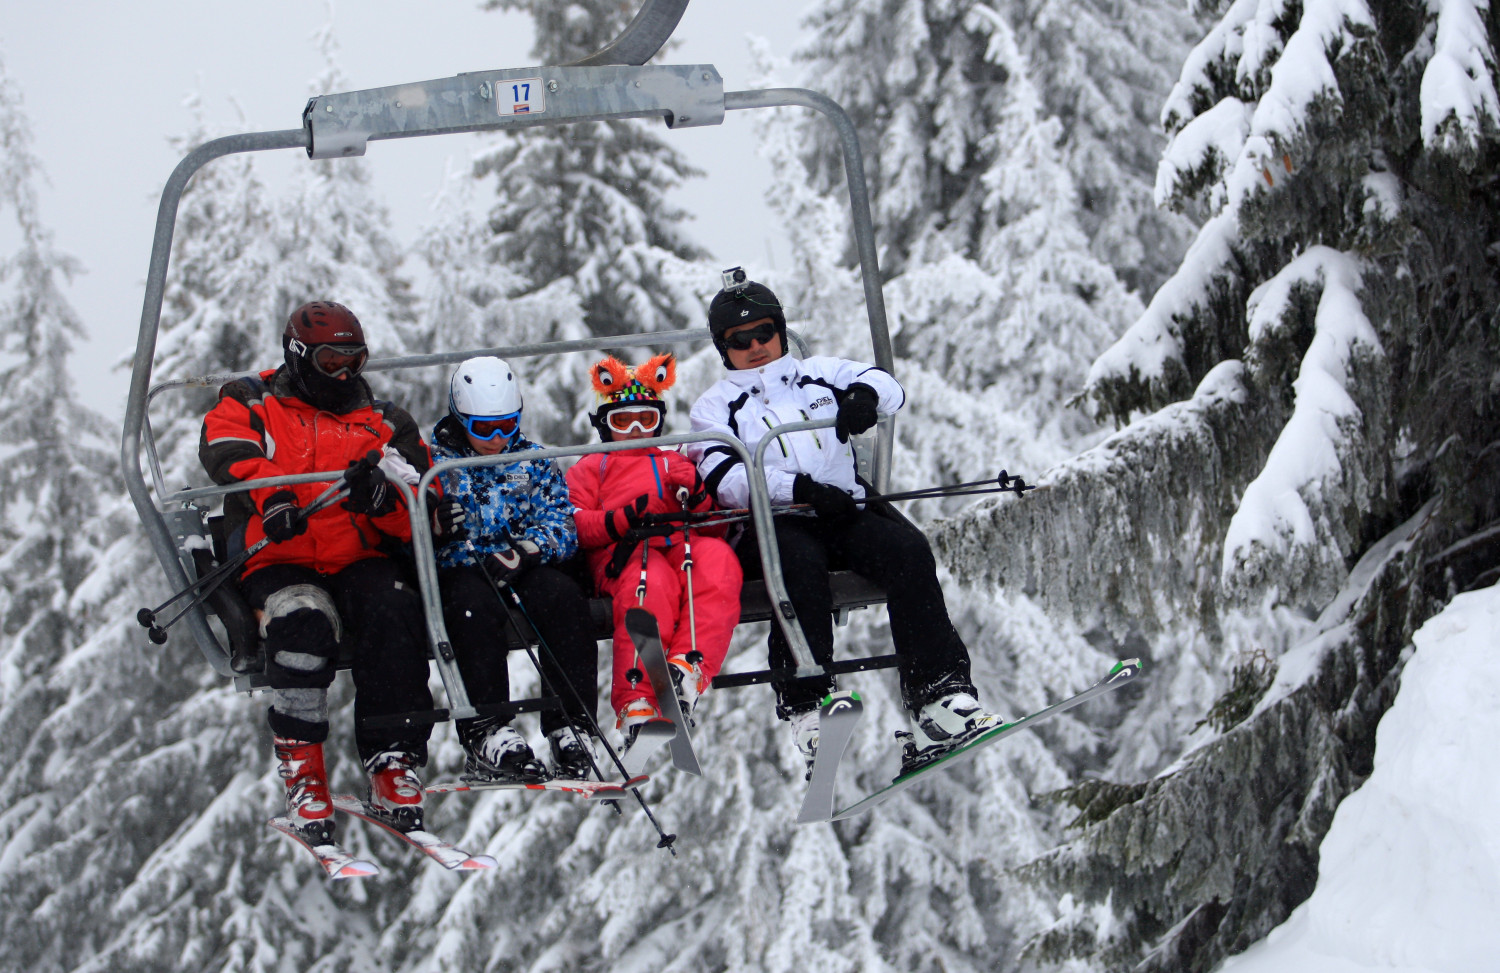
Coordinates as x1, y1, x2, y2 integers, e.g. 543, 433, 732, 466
466, 540, 677, 855
676, 487, 700, 677
137, 479, 349, 643
622, 532, 652, 690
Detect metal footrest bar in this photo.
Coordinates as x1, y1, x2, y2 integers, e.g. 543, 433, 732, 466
357, 696, 564, 734
712, 654, 901, 690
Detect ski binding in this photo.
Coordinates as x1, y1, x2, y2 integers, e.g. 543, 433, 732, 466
331, 795, 497, 870
828, 659, 1143, 822
267, 816, 380, 879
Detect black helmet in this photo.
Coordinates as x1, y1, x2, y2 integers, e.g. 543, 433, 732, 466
707, 280, 785, 368
282, 301, 368, 410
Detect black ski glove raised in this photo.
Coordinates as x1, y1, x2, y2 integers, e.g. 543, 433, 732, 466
431, 495, 467, 542
483, 539, 543, 586
793, 474, 858, 522
834, 383, 879, 443
261, 490, 308, 543
342, 455, 393, 515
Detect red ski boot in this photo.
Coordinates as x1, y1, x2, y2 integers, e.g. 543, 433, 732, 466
273, 736, 335, 844
364, 750, 425, 832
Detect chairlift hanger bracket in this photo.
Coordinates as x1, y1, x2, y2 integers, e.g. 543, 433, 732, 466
304, 65, 724, 160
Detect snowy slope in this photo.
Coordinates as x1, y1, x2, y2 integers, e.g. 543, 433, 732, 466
1218, 583, 1500, 973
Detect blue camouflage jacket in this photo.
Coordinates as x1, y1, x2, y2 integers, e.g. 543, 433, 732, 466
429, 415, 579, 569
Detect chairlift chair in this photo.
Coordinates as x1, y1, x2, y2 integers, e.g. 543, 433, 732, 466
122, 0, 906, 730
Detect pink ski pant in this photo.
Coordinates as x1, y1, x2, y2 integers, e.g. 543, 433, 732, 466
595, 537, 742, 716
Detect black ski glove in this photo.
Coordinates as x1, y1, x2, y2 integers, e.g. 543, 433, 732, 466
793, 474, 858, 523
431, 495, 467, 542
261, 490, 308, 543
605, 494, 651, 540
342, 455, 393, 515
835, 383, 880, 443
482, 539, 543, 586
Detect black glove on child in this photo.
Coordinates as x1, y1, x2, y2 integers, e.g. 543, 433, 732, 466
482, 539, 543, 586
261, 490, 308, 543
431, 496, 467, 541
793, 473, 859, 522
605, 494, 651, 540
342, 454, 393, 515
835, 383, 880, 443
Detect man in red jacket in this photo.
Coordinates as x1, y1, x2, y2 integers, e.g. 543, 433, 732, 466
200, 301, 458, 842
566, 354, 741, 762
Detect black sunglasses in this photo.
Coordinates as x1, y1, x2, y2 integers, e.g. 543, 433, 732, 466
723, 322, 779, 350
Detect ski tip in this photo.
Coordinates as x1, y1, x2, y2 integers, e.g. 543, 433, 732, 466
332, 860, 381, 879
1109, 658, 1143, 676
459, 854, 498, 870
584, 787, 625, 801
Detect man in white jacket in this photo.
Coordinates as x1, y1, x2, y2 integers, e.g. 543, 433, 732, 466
688, 275, 1001, 777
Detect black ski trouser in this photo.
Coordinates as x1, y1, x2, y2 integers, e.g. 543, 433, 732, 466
738, 509, 975, 719
438, 564, 599, 736
242, 557, 433, 763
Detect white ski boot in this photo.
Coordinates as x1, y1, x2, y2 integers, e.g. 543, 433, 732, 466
897, 692, 1004, 775
459, 720, 548, 783
789, 707, 820, 781
667, 652, 708, 725
548, 726, 602, 780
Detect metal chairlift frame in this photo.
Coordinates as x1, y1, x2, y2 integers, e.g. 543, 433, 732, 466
121, 0, 900, 722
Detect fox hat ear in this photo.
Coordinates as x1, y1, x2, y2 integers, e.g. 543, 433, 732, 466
635, 353, 677, 395
590, 357, 631, 397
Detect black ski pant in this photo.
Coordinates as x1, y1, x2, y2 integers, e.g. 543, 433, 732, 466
438, 564, 599, 737
242, 557, 432, 764
738, 509, 975, 719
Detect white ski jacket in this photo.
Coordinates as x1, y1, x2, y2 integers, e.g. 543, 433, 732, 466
687, 354, 904, 509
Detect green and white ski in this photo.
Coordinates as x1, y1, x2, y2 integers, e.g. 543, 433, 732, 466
829, 659, 1142, 822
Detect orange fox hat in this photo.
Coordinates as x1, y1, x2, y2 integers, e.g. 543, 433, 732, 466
589, 353, 676, 407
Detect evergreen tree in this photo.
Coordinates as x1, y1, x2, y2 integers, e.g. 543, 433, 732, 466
750, 0, 1198, 507
931, 0, 1500, 968
472, 0, 712, 444
0, 31, 426, 970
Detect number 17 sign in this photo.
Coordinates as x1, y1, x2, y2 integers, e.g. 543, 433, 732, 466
498, 78, 546, 116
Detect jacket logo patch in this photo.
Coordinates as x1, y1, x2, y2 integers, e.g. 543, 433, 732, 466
808, 396, 835, 410
504, 473, 531, 486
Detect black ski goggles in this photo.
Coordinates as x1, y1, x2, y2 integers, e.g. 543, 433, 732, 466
722, 322, 780, 351
310, 343, 369, 378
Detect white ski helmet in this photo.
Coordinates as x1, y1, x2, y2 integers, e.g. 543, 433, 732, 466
449, 357, 524, 441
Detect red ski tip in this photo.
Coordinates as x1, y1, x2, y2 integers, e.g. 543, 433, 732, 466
459, 854, 498, 869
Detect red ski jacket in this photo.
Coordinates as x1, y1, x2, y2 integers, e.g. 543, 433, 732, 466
566, 446, 719, 577
199, 367, 431, 578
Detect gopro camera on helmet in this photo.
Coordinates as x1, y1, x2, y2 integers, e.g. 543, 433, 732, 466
720, 266, 749, 293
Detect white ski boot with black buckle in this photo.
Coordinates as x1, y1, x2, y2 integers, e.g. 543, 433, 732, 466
548, 726, 602, 781
459, 720, 549, 784
789, 707, 821, 781
896, 692, 1004, 775
667, 651, 708, 726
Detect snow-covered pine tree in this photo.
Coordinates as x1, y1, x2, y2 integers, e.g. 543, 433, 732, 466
469, 0, 711, 444
755, 0, 1201, 509
931, 0, 1500, 968
0, 32, 430, 971
274, 24, 428, 423
0, 53, 119, 968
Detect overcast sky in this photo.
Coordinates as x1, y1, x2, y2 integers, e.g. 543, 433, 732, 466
2, 0, 807, 418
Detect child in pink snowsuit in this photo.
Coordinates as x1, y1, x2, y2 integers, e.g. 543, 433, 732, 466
566, 354, 741, 750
